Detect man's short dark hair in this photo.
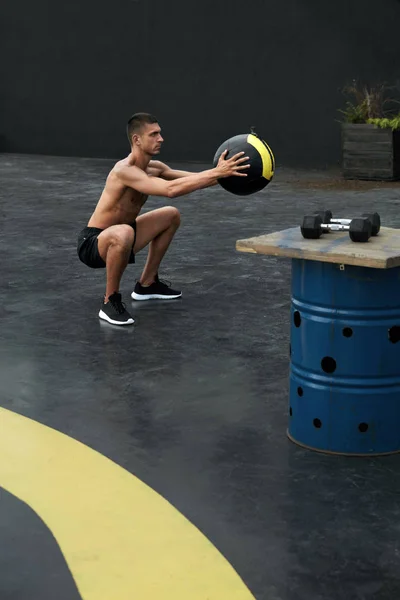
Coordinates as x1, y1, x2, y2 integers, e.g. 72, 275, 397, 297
127, 112, 158, 145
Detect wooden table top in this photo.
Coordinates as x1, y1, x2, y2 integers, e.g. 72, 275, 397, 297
236, 227, 400, 269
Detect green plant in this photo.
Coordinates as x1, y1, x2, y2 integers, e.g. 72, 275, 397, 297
367, 115, 400, 130
339, 100, 370, 123
338, 80, 400, 124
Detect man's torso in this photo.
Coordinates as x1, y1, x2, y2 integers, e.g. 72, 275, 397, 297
87, 156, 159, 229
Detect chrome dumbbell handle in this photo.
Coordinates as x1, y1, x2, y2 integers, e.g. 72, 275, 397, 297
330, 218, 352, 226
321, 222, 349, 232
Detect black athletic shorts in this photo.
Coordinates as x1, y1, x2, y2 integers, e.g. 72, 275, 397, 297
77, 222, 136, 269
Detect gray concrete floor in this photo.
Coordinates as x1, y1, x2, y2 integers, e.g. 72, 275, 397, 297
1, 153, 400, 599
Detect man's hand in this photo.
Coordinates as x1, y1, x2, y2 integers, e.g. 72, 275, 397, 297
214, 150, 250, 179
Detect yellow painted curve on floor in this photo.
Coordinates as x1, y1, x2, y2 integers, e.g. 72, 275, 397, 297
0, 407, 255, 600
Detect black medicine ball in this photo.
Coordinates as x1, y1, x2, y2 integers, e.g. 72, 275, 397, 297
213, 131, 275, 196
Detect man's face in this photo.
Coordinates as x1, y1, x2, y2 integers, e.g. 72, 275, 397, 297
135, 123, 164, 155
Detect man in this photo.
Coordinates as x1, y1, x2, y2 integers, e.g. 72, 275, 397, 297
77, 113, 250, 326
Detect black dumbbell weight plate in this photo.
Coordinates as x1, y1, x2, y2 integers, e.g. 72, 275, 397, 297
361, 212, 380, 236
301, 215, 323, 239
349, 217, 372, 242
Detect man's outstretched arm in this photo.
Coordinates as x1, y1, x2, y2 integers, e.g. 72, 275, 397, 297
148, 160, 195, 180
116, 151, 250, 198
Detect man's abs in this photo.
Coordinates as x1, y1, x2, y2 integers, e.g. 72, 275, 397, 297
87, 185, 148, 229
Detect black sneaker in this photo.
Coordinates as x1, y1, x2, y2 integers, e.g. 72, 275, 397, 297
131, 275, 182, 301
99, 292, 134, 325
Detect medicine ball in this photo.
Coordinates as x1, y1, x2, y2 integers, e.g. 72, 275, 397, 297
213, 131, 275, 196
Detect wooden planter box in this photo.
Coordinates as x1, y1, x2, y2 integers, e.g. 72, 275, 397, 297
341, 123, 400, 180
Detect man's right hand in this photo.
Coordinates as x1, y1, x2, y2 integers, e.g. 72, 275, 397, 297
214, 150, 251, 178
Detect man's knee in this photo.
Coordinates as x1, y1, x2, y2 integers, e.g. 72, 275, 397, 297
109, 224, 135, 248
98, 225, 135, 260
165, 206, 181, 228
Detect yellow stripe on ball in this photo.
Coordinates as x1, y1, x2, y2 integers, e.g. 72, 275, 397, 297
247, 134, 274, 180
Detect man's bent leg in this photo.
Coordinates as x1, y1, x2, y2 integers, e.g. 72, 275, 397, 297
97, 225, 136, 300
132, 206, 182, 301
96, 225, 135, 325
134, 206, 181, 284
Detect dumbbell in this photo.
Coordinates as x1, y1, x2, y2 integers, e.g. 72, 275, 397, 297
313, 210, 333, 224
330, 212, 380, 236
314, 210, 380, 236
301, 215, 372, 242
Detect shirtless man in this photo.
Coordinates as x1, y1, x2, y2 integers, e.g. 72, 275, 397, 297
77, 112, 250, 326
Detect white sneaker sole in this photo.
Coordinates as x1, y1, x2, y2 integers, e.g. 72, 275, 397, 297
99, 310, 134, 325
131, 291, 182, 301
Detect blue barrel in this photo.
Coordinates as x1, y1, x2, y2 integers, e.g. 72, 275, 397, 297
288, 258, 400, 455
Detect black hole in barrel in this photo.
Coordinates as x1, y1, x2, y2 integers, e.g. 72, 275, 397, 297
313, 418, 322, 428
294, 311, 301, 328
297, 387, 303, 397
389, 326, 400, 344
321, 357, 337, 373
359, 423, 369, 433
343, 327, 353, 338
289, 407, 293, 417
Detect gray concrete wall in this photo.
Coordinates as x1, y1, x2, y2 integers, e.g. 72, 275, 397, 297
1, 0, 400, 166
